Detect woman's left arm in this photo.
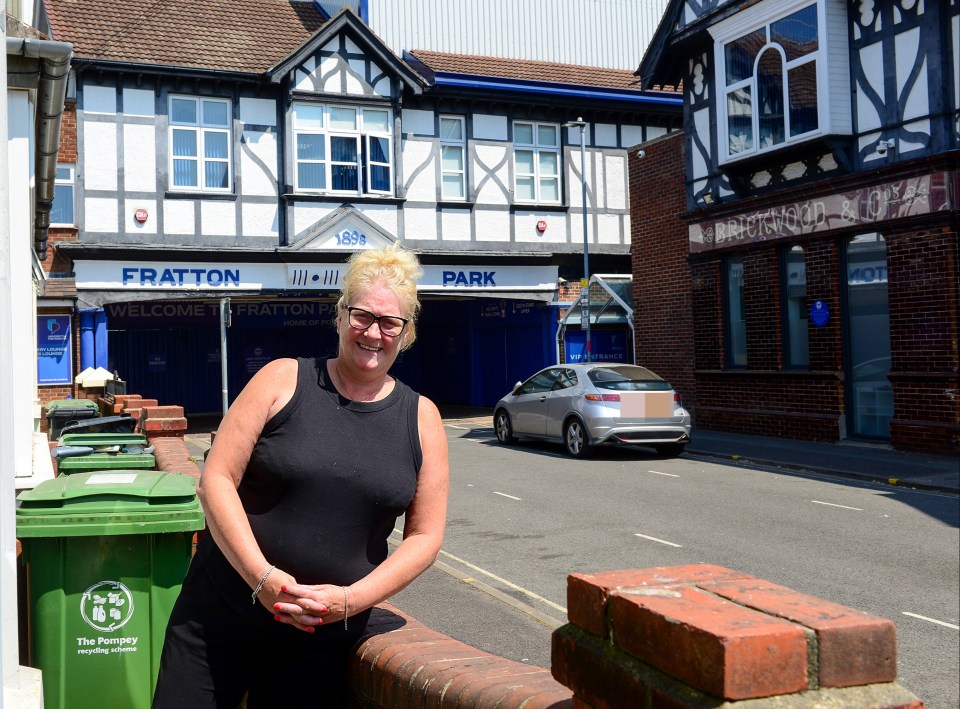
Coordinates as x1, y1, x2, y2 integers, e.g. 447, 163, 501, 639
278, 395, 449, 627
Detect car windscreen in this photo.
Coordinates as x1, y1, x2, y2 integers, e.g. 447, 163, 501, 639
587, 366, 671, 391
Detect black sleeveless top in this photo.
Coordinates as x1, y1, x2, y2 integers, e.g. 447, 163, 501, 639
196, 357, 422, 634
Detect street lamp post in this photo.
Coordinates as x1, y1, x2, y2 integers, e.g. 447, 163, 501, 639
564, 118, 590, 362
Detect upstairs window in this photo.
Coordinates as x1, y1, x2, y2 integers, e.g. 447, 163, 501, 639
440, 116, 466, 200
715, 0, 823, 162
49, 165, 75, 225
293, 103, 393, 196
513, 121, 560, 204
169, 96, 232, 191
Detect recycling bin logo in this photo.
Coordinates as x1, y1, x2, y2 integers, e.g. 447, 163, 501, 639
80, 580, 135, 632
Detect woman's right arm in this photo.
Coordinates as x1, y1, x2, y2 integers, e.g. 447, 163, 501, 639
198, 357, 300, 610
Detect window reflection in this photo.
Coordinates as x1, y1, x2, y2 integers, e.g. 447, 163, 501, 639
725, 256, 747, 367
782, 245, 808, 367
846, 234, 892, 439
757, 48, 785, 148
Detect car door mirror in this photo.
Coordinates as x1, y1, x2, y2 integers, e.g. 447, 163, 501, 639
513, 381, 523, 394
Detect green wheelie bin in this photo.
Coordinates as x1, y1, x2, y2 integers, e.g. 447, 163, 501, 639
56, 433, 156, 475
45, 399, 100, 439
16, 470, 204, 709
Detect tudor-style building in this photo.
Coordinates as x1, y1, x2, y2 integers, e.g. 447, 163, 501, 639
632, 0, 958, 452
36, 0, 681, 415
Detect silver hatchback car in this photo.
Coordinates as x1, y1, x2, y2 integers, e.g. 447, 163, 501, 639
493, 363, 692, 458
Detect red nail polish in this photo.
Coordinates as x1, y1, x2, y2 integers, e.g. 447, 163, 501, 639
307, 627, 315, 634
273, 615, 281, 622
280, 585, 287, 592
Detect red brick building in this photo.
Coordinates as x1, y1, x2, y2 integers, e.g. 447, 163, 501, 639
631, 0, 958, 454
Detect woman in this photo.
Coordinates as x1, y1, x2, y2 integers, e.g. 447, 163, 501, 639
153, 244, 449, 708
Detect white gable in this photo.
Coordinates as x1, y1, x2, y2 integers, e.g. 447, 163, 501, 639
293, 35, 393, 98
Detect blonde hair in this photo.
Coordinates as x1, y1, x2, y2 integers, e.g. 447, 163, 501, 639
336, 243, 423, 350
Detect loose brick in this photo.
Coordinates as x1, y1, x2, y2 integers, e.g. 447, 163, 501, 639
114, 394, 142, 406
609, 585, 808, 700
568, 565, 754, 637
142, 417, 188, 433
705, 579, 897, 687
143, 405, 185, 419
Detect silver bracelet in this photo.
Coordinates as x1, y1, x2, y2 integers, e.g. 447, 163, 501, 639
342, 586, 349, 630
251, 565, 276, 605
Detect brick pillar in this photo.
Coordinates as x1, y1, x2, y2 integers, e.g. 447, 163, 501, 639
552, 565, 923, 708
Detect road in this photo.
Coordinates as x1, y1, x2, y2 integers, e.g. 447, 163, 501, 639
391, 420, 960, 708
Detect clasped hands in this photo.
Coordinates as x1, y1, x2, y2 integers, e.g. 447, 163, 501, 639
262, 570, 344, 633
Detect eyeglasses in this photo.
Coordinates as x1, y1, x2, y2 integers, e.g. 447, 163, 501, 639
344, 306, 409, 337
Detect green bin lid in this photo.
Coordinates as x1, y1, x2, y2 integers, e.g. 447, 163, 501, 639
57, 453, 156, 473
45, 399, 100, 412
59, 433, 148, 447
16, 471, 204, 537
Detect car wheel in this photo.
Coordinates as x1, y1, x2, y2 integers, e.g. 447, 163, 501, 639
494, 409, 516, 444
654, 443, 686, 457
563, 419, 593, 458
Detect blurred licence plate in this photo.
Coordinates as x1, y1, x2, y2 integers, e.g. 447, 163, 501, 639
619, 391, 671, 418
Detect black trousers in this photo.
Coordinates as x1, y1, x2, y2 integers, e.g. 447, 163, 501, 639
153, 559, 355, 708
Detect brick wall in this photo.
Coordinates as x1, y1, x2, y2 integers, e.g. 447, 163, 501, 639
886, 227, 960, 451
690, 256, 722, 372
629, 133, 697, 413
349, 605, 572, 708
805, 238, 843, 372
58, 100, 77, 163
743, 247, 781, 369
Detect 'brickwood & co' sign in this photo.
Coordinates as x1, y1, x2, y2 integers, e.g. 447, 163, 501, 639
688, 171, 954, 252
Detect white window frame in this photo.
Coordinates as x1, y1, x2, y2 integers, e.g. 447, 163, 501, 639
168, 95, 232, 192
50, 164, 75, 226
512, 120, 561, 204
292, 102, 394, 197
439, 115, 466, 200
712, 0, 828, 164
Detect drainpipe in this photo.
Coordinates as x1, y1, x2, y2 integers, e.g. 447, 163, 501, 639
5, 37, 73, 259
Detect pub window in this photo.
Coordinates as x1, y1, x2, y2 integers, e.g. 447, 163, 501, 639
724, 255, 747, 367
781, 245, 809, 367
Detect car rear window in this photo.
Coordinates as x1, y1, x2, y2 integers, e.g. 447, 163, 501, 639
587, 366, 671, 391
